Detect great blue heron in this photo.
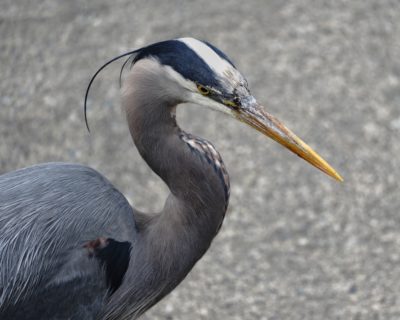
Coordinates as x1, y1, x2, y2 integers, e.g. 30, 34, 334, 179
0, 38, 342, 319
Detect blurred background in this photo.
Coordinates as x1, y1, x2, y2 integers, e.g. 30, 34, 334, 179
1, 0, 399, 319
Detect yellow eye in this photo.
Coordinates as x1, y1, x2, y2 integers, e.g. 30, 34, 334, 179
197, 84, 210, 95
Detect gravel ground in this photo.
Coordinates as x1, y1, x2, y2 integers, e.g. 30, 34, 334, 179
1, 0, 400, 319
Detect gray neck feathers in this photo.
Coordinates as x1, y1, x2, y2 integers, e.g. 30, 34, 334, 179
111, 58, 229, 318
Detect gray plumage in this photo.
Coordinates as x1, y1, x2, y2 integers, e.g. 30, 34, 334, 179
1, 44, 229, 319
0, 37, 342, 320
0, 163, 134, 319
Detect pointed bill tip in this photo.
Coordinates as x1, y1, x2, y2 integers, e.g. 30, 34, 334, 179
235, 102, 344, 182
293, 136, 343, 182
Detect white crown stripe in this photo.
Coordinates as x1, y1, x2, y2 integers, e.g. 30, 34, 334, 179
178, 38, 233, 78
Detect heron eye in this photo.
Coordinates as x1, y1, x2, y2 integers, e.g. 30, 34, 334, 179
197, 84, 210, 95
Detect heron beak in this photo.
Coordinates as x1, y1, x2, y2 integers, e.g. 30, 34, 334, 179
234, 98, 343, 182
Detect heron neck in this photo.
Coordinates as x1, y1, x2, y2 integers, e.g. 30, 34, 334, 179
122, 58, 229, 234
113, 63, 230, 318
124, 94, 227, 238
119, 91, 228, 316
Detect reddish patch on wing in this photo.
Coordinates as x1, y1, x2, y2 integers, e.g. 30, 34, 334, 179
84, 237, 108, 257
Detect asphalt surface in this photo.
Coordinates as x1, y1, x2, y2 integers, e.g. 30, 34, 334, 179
1, 1, 400, 319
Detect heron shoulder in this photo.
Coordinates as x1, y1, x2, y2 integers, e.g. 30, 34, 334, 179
1, 162, 126, 204
0, 161, 138, 237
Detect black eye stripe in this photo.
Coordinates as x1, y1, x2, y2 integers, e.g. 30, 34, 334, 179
133, 40, 222, 89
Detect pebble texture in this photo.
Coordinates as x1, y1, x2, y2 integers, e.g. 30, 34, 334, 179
1, 1, 399, 319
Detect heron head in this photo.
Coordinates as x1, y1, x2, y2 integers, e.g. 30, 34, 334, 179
87, 37, 343, 181
132, 37, 342, 181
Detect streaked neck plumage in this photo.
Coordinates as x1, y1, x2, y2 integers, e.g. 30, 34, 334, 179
106, 58, 229, 319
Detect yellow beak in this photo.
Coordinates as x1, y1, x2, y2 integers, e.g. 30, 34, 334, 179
235, 101, 343, 182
